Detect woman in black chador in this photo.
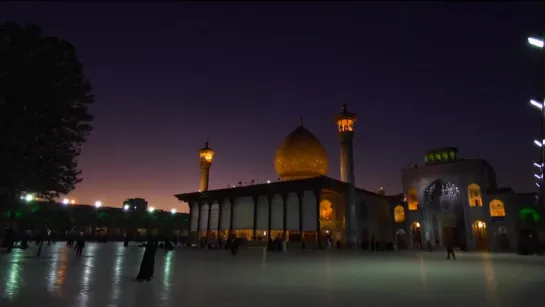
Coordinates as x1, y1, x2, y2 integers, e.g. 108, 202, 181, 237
137, 240, 157, 281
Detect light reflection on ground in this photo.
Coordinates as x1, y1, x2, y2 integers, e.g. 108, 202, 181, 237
0, 243, 544, 307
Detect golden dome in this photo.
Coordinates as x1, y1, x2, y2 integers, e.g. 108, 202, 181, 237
274, 125, 328, 180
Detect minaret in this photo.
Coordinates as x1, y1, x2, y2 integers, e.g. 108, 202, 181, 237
335, 104, 359, 249
335, 104, 357, 184
199, 141, 215, 192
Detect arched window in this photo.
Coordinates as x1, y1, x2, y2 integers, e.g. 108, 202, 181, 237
394, 205, 406, 223
407, 188, 418, 211
468, 184, 482, 207
320, 200, 333, 220
489, 199, 506, 217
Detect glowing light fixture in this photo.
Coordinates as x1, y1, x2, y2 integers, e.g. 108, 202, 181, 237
528, 37, 544, 48
266, 180, 271, 184
531, 99, 544, 109
62, 198, 70, 205
534, 162, 543, 168
535, 173, 542, 179
70, 200, 76, 204
415, 222, 420, 228
24, 194, 34, 202
537, 182, 541, 188
477, 221, 484, 228
535, 139, 544, 147
171, 208, 176, 214
148, 206, 155, 213
123, 204, 130, 211
94, 201, 102, 208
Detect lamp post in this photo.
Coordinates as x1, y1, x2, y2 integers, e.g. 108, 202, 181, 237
528, 36, 544, 212
528, 36, 544, 253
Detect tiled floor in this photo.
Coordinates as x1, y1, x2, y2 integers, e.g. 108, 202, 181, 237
0, 243, 544, 307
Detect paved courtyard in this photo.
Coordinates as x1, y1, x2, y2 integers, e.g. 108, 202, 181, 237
0, 243, 544, 307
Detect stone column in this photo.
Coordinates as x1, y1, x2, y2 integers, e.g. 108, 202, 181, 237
282, 194, 288, 239
252, 196, 259, 241
314, 190, 321, 249
196, 202, 201, 238
217, 199, 223, 239
188, 202, 194, 237
267, 195, 273, 241
206, 201, 212, 242
297, 191, 304, 247
229, 198, 235, 236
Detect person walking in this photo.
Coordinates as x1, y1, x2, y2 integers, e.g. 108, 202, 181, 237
75, 233, 85, 257
446, 239, 456, 260
136, 240, 157, 281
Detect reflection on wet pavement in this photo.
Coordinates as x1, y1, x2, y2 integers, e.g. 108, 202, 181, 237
1, 243, 544, 307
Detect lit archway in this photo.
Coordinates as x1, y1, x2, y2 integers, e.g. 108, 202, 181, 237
489, 199, 506, 217
410, 222, 421, 249
468, 184, 482, 207
394, 205, 406, 223
472, 220, 488, 250
319, 200, 333, 220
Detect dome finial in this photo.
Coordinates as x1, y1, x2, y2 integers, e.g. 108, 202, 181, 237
205, 135, 209, 148
342, 104, 348, 113
300, 116, 304, 126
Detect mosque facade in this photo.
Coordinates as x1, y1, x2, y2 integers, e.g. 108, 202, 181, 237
175, 106, 541, 252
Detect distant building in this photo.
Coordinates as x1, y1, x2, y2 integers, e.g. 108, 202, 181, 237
123, 198, 148, 213
400, 147, 540, 252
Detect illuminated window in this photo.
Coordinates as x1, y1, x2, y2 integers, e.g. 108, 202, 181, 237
435, 153, 441, 161
320, 200, 333, 220
394, 205, 405, 223
489, 199, 506, 217
449, 151, 455, 159
407, 188, 418, 211
467, 184, 482, 207
442, 152, 448, 160
337, 119, 354, 132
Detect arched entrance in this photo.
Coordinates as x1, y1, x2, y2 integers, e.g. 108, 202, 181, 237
396, 229, 408, 249
321, 227, 334, 248
496, 227, 509, 251
472, 220, 488, 251
410, 222, 422, 249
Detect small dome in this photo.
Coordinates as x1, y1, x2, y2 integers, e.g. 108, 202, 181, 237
274, 125, 328, 180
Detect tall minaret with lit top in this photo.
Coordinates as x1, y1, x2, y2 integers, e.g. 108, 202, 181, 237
199, 141, 215, 192
335, 104, 357, 184
335, 104, 359, 248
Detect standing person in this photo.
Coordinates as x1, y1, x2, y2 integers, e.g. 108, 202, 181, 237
136, 240, 157, 281
75, 233, 85, 257
47, 228, 52, 246
3, 227, 14, 253
446, 239, 456, 260
230, 236, 239, 255
36, 230, 44, 256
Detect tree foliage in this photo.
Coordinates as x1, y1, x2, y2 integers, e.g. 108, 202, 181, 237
0, 23, 94, 200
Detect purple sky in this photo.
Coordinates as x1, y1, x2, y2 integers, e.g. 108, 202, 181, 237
2, 2, 544, 211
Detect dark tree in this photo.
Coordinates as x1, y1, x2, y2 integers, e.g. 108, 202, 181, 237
0, 23, 94, 201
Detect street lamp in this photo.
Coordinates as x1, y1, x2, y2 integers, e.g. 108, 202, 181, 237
148, 206, 155, 213
171, 208, 176, 214
528, 37, 544, 49
94, 201, 102, 208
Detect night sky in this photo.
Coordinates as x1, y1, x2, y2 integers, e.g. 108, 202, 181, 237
1, 2, 544, 211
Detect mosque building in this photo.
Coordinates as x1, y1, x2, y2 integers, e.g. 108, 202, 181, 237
175, 105, 541, 252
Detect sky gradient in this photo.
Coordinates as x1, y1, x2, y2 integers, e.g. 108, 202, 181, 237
1, 2, 544, 211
